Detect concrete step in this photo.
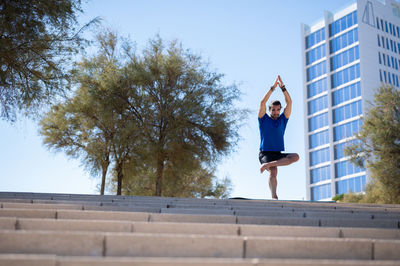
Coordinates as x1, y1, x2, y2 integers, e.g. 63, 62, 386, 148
1, 230, 400, 260
1, 207, 399, 228
2, 199, 400, 221
2, 192, 400, 212
2, 254, 400, 266
1, 217, 400, 240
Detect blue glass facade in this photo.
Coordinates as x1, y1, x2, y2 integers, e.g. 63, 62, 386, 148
307, 61, 327, 81
333, 119, 363, 142
309, 130, 329, 149
306, 44, 326, 65
331, 46, 359, 71
310, 147, 330, 166
333, 100, 362, 123
308, 112, 329, 132
330, 28, 358, 53
335, 160, 364, 178
308, 95, 328, 115
329, 11, 357, 37
311, 183, 331, 201
306, 28, 325, 49
332, 82, 361, 106
336, 175, 366, 194
307, 78, 327, 98
311, 165, 330, 183
305, 9, 367, 201
334, 139, 359, 160
331, 63, 360, 88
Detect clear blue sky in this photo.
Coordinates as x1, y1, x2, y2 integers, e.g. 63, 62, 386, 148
0, 0, 354, 200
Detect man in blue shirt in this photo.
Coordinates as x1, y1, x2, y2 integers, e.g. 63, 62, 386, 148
258, 75, 299, 200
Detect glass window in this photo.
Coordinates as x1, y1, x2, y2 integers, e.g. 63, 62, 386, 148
334, 140, 359, 160
333, 100, 362, 123
306, 28, 325, 49
310, 147, 330, 166
336, 175, 366, 194
308, 95, 328, 115
311, 165, 331, 184
377, 18, 380, 30
333, 119, 363, 141
331, 63, 360, 88
308, 78, 327, 98
330, 28, 358, 54
330, 46, 359, 71
309, 112, 329, 132
309, 129, 329, 149
307, 61, 327, 81
329, 11, 357, 37
335, 160, 364, 178
311, 183, 332, 201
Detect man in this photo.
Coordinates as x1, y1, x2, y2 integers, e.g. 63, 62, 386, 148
258, 75, 299, 200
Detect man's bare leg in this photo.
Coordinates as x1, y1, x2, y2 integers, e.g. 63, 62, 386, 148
269, 166, 278, 199
260, 153, 299, 173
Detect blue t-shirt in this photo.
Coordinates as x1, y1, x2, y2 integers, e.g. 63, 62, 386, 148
258, 113, 288, 151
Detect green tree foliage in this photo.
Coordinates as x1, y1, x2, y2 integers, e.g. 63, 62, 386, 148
41, 31, 141, 195
41, 31, 244, 197
345, 85, 400, 204
0, 0, 97, 122
121, 36, 245, 197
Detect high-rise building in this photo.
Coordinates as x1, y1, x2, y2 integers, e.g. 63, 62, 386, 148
301, 0, 400, 201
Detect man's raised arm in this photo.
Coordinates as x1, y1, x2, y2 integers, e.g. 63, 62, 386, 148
259, 78, 278, 118
278, 75, 292, 119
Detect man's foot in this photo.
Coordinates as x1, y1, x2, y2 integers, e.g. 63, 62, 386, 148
260, 163, 271, 173
272, 195, 278, 200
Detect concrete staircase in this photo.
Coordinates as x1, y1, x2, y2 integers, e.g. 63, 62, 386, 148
0, 192, 399, 265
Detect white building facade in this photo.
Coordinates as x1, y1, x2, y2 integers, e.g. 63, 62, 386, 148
301, 0, 400, 201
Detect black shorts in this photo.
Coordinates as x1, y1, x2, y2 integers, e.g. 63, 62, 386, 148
259, 151, 289, 164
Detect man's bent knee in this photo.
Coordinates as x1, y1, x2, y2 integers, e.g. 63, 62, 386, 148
289, 153, 300, 162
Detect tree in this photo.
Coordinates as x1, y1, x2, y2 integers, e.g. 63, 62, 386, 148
41, 31, 246, 197
0, 0, 97, 122
41, 31, 139, 195
40, 94, 112, 195
345, 85, 400, 204
121, 36, 247, 196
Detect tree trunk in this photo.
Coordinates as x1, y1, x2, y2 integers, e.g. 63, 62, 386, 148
100, 158, 109, 195
116, 162, 123, 195
155, 154, 164, 196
